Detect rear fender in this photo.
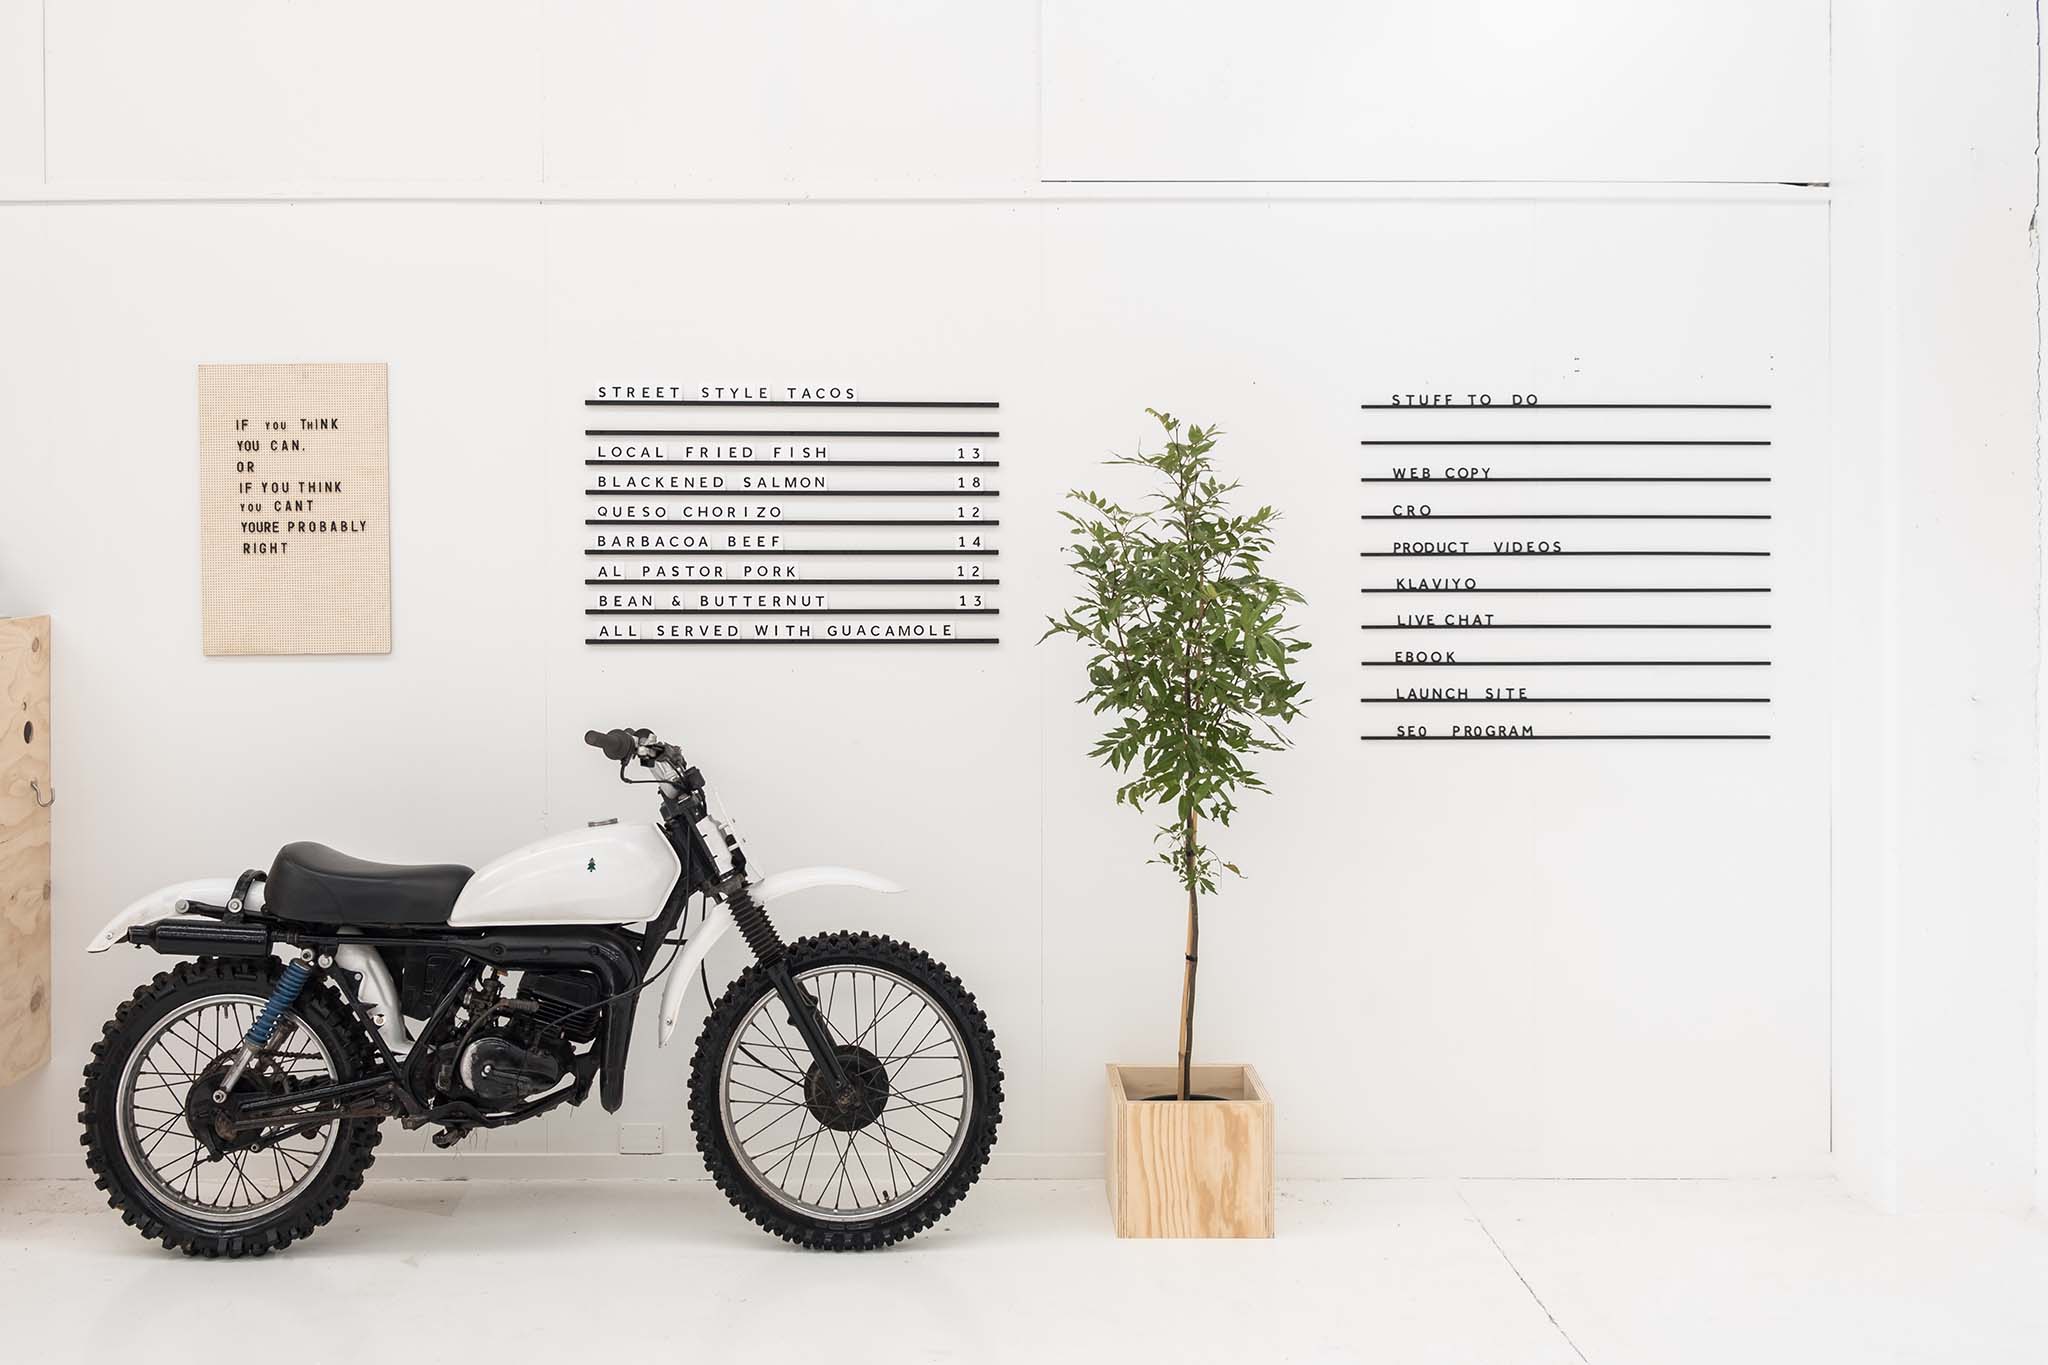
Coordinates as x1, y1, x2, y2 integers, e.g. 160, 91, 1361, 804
86, 878, 412, 1053
656, 865, 902, 1047
86, 878, 260, 953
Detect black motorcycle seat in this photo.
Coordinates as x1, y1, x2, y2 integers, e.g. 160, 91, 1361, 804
266, 841, 474, 926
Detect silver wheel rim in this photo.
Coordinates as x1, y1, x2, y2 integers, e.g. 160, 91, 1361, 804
720, 965, 973, 1222
115, 991, 340, 1226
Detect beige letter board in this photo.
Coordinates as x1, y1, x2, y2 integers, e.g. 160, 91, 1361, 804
0, 615, 51, 1086
198, 362, 390, 655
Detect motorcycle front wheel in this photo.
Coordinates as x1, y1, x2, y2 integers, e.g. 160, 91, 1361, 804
688, 930, 1003, 1250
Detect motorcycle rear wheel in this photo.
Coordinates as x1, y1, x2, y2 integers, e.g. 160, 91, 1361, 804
78, 957, 383, 1257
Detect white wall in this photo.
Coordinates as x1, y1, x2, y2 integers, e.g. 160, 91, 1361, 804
1825, 1, 2043, 1213
2037, 9, 2048, 1219
1040, 2, 1828, 183
0, 2, 2036, 1204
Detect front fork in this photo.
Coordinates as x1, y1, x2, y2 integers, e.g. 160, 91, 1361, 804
726, 882, 850, 1090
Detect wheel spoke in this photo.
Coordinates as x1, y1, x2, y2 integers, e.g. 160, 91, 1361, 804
872, 1117, 952, 1162
890, 1085, 966, 1117
736, 1101, 803, 1148
797, 1122, 827, 1196
139, 1058, 195, 1085
882, 997, 933, 1061
733, 1039, 807, 1088
875, 1119, 936, 1178
743, 1120, 833, 1166
876, 1040, 961, 1065
872, 1116, 923, 1192
155, 1143, 207, 1184
727, 1075, 802, 1104
165, 1017, 217, 1065
135, 1116, 192, 1158
273, 1146, 318, 1180
730, 1092, 804, 1125
822, 1130, 854, 1209
846, 983, 915, 1050
226, 1155, 256, 1208
884, 1025, 949, 1082
760, 1112, 817, 1189
846, 1132, 883, 1205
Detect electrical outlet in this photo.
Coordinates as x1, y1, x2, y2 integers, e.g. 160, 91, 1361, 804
617, 1122, 664, 1156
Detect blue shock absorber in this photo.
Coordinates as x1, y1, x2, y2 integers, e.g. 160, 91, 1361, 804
246, 959, 312, 1047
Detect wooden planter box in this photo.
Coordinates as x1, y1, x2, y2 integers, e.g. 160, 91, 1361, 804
1106, 1063, 1273, 1238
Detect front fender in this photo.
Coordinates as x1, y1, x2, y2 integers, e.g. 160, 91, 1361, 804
86, 878, 267, 953
657, 865, 903, 1047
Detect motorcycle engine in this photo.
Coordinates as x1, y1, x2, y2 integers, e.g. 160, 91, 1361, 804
448, 970, 603, 1107
457, 1036, 564, 1106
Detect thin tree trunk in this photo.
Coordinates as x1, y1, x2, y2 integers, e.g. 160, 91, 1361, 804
1177, 810, 1199, 1102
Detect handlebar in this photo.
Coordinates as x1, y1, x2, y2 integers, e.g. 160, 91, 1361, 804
585, 725, 721, 857
584, 728, 643, 762
584, 728, 700, 794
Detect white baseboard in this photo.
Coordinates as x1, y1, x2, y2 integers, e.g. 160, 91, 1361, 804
0, 1154, 94, 1180
339, 1151, 1106, 1182
0, 1150, 1821, 1183
0, 1150, 1104, 1182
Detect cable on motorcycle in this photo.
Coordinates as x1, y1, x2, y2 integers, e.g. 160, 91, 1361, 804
696, 893, 713, 1009
529, 890, 708, 1033
615, 759, 666, 785
535, 933, 684, 1031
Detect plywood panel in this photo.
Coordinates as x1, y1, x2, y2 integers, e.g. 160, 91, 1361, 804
1043, 1, 1829, 183
0, 615, 51, 1086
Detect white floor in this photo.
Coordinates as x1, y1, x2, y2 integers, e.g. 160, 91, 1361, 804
2, 1177, 2044, 1364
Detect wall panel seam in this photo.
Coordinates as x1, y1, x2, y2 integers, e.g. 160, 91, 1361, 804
0, 185, 1834, 209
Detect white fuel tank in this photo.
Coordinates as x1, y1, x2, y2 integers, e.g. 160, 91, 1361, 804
448, 823, 681, 927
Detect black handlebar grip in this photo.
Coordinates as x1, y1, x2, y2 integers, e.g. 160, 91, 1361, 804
584, 728, 641, 761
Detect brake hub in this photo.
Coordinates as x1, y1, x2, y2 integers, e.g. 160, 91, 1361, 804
183, 1057, 307, 1158
804, 1045, 890, 1132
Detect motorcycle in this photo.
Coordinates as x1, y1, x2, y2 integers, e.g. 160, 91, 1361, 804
78, 726, 1003, 1256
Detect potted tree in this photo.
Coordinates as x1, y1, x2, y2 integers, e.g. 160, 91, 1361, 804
1044, 410, 1308, 1238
